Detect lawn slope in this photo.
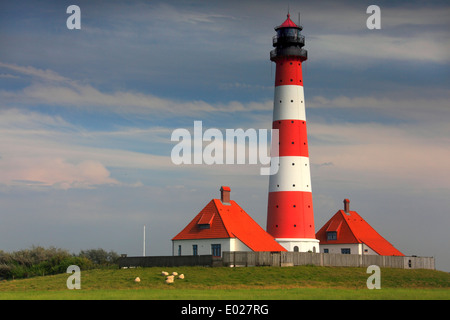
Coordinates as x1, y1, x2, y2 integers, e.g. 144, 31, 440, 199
0, 266, 448, 300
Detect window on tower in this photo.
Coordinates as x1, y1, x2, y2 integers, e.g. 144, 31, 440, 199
277, 28, 299, 39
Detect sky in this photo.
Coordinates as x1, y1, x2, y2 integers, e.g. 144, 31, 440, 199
0, 0, 449, 271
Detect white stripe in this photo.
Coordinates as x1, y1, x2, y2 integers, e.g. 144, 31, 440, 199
269, 156, 312, 192
273, 85, 306, 121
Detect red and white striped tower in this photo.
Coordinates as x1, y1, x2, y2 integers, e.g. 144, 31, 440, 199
266, 14, 319, 252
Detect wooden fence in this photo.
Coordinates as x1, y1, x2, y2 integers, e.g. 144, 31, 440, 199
221, 251, 435, 270
117, 252, 435, 270
117, 255, 216, 268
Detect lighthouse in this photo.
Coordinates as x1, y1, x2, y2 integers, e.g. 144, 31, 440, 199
266, 14, 319, 253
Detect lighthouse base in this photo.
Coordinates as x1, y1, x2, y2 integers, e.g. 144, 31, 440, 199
275, 238, 320, 253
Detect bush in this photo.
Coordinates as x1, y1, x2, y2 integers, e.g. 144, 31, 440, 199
0, 251, 12, 265
9, 246, 71, 267
0, 263, 12, 279
9, 264, 29, 279
78, 248, 119, 265
0, 246, 118, 280
50, 256, 93, 274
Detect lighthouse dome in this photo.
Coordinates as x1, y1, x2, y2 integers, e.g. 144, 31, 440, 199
276, 13, 302, 30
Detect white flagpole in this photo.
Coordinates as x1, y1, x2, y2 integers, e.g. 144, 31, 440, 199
143, 225, 146, 256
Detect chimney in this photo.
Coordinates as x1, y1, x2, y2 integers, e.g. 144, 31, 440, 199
343, 198, 350, 213
220, 186, 231, 205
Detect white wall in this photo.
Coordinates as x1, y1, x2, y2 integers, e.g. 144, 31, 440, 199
172, 238, 251, 256
319, 243, 378, 255
276, 238, 320, 253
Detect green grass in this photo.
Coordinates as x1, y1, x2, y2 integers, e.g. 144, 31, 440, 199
0, 266, 448, 300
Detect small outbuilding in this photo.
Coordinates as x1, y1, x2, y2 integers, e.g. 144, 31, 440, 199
316, 199, 404, 256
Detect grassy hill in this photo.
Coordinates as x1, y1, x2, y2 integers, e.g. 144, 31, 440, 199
0, 265, 448, 300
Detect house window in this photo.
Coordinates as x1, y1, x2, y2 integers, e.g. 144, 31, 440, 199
192, 245, 198, 256
211, 244, 221, 257
341, 248, 351, 254
324, 249, 329, 253
327, 231, 337, 240
293, 246, 299, 252
178, 245, 182, 256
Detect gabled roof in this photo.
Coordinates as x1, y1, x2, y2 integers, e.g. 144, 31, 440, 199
316, 205, 404, 256
172, 198, 286, 252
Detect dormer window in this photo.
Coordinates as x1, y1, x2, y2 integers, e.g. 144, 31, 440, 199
327, 231, 337, 240
197, 211, 214, 229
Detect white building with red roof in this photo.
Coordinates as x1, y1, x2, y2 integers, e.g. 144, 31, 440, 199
172, 186, 286, 257
316, 199, 404, 256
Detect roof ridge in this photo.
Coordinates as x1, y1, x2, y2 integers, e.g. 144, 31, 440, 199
338, 210, 362, 244
212, 199, 233, 238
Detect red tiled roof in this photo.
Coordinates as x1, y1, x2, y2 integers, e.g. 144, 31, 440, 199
316, 209, 404, 256
172, 199, 286, 252
172, 200, 230, 240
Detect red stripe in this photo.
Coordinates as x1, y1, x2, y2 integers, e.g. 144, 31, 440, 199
266, 191, 315, 239
272, 120, 309, 157
275, 57, 304, 87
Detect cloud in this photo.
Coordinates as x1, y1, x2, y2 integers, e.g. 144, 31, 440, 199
150, 3, 238, 26
0, 109, 119, 189
0, 108, 155, 189
0, 108, 272, 190
0, 62, 70, 82
307, 93, 450, 127
0, 62, 271, 117
303, 4, 450, 65
0, 157, 118, 190
309, 121, 450, 190
0, 73, 20, 79
10, 82, 271, 116
312, 33, 450, 64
